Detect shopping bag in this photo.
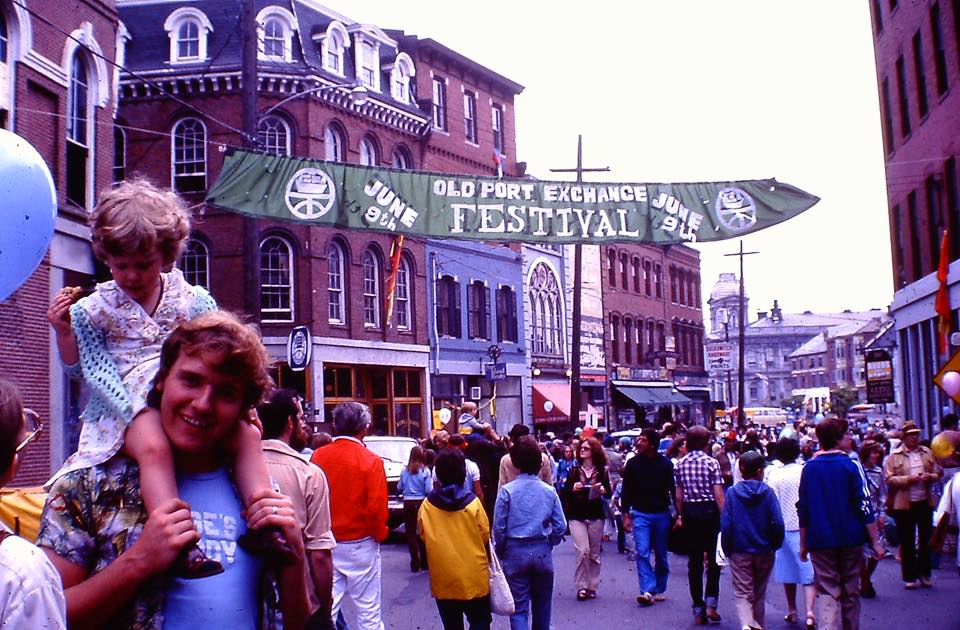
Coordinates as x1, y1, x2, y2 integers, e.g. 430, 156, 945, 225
715, 532, 728, 567
488, 541, 515, 616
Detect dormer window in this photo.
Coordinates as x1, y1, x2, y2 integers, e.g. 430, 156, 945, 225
388, 53, 415, 104
164, 8, 213, 64
319, 21, 349, 76
257, 6, 296, 62
353, 33, 380, 91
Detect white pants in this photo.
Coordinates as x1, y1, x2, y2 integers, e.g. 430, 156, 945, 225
332, 537, 384, 630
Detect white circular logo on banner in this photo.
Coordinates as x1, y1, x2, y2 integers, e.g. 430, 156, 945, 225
715, 187, 757, 232
543, 400, 554, 413
439, 408, 452, 423
285, 168, 336, 219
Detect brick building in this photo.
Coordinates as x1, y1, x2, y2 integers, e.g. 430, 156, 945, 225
602, 243, 708, 429
116, 0, 523, 438
870, 0, 960, 435
1, 0, 119, 485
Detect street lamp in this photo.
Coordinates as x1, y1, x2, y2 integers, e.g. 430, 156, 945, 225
260, 82, 369, 118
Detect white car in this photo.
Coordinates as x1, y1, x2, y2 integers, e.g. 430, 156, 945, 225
364, 435, 418, 530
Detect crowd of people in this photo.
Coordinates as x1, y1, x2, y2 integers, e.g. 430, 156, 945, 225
0, 178, 957, 630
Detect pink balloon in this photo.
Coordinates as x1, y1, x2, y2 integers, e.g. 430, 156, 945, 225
943, 371, 960, 397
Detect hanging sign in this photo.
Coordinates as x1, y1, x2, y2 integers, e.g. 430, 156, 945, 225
287, 326, 311, 372
206, 150, 819, 245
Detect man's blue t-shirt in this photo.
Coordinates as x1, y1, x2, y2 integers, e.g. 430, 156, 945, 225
163, 468, 263, 630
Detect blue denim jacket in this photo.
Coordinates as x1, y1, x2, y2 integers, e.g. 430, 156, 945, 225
493, 474, 567, 555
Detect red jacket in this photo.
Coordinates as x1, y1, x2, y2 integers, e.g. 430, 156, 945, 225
311, 436, 389, 542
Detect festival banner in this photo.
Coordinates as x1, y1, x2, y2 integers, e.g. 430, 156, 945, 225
206, 149, 820, 244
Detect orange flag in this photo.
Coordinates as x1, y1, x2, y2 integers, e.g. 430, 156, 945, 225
936, 229, 951, 355
384, 235, 405, 327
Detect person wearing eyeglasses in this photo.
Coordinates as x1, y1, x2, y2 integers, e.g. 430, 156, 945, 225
0, 380, 67, 629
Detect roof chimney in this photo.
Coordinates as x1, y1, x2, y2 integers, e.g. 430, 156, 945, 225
770, 299, 783, 322
757, 310, 767, 320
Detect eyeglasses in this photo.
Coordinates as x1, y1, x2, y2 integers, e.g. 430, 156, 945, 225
15, 409, 43, 454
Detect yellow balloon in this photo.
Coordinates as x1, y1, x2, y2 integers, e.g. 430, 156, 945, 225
931, 433, 956, 459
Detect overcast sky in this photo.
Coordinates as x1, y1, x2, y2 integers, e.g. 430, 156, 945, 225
333, 0, 892, 329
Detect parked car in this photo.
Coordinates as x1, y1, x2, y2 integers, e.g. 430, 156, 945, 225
364, 435, 419, 530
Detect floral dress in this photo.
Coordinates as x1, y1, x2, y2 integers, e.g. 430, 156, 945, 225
49, 268, 215, 485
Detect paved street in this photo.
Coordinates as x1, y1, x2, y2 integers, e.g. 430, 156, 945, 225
361, 531, 960, 630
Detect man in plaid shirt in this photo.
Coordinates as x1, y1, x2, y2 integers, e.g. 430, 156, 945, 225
674, 426, 726, 625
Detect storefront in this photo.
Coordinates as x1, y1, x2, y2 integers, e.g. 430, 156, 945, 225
430, 373, 523, 435
610, 380, 691, 430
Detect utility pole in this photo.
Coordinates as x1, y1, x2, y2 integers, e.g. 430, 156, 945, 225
549, 136, 609, 429
240, 0, 259, 317
724, 240, 758, 430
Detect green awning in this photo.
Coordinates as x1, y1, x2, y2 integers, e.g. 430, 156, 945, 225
615, 385, 691, 406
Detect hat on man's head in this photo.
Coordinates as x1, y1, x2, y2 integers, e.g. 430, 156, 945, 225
901, 421, 921, 435
724, 431, 737, 441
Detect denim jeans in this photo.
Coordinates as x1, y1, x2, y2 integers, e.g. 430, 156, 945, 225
631, 509, 671, 595
500, 539, 554, 630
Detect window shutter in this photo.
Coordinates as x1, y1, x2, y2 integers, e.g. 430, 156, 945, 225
484, 286, 491, 340
453, 280, 462, 337
509, 290, 518, 342
496, 287, 505, 342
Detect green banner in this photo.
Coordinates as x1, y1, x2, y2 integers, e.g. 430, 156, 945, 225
206, 150, 819, 244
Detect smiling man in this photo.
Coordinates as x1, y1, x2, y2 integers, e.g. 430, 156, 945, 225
37, 311, 310, 629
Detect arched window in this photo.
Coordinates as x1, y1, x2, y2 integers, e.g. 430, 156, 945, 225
359, 136, 378, 166
643, 260, 652, 296
624, 317, 633, 364
654, 264, 663, 298
670, 266, 677, 303
178, 239, 209, 289
647, 320, 656, 359
392, 146, 412, 170
321, 21, 348, 75
113, 126, 126, 182
172, 118, 206, 192
257, 7, 296, 62
530, 263, 562, 357
66, 52, 89, 206
607, 248, 616, 286
164, 8, 213, 63
395, 256, 412, 330
632, 258, 641, 292
610, 315, 620, 363
636, 316, 644, 363
326, 241, 345, 324
325, 123, 345, 162
390, 53, 415, 103
260, 236, 294, 322
362, 249, 380, 328
620, 253, 628, 289
257, 115, 290, 155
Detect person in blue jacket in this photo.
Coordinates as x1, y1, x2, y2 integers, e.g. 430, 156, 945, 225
721, 451, 785, 630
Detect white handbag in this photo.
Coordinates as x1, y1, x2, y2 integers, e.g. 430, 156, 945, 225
488, 540, 515, 616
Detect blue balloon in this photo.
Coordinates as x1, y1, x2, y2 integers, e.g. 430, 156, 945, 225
0, 129, 56, 302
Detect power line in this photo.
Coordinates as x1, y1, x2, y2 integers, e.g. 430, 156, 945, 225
11, 0, 251, 141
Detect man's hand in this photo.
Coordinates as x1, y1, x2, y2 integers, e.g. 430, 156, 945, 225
799, 545, 808, 562
246, 489, 305, 560
127, 499, 199, 575
622, 513, 632, 533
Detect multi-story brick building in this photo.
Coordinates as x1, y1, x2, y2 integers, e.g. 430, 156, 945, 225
116, 0, 524, 438
1, 0, 119, 484
870, 0, 960, 435
602, 243, 708, 429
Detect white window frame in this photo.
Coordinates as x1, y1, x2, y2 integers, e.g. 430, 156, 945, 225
319, 21, 349, 76
178, 238, 210, 290
359, 136, 378, 166
362, 249, 381, 328
327, 241, 346, 324
113, 125, 126, 182
325, 123, 345, 162
432, 76, 447, 131
388, 52, 415, 104
391, 146, 411, 169
257, 115, 290, 155
171, 117, 207, 192
492, 104, 504, 154
260, 236, 295, 323
355, 36, 380, 90
256, 6, 296, 62
395, 256, 411, 330
66, 51, 90, 207
529, 262, 563, 358
464, 90, 477, 144
163, 7, 213, 64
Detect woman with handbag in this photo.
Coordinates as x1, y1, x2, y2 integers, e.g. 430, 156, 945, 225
493, 436, 567, 630
563, 437, 611, 601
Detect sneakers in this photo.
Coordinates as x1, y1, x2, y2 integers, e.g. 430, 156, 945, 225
653, 593, 666, 602
919, 576, 932, 588
636, 592, 654, 607
904, 580, 919, 590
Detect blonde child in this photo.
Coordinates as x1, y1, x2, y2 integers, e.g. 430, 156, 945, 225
399, 446, 431, 572
46, 179, 289, 578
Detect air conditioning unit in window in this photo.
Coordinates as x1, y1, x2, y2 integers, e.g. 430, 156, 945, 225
469, 386, 482, 401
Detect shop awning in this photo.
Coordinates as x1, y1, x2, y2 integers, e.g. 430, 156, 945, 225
615, 385, 691, 406
532, 382, 571, 424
